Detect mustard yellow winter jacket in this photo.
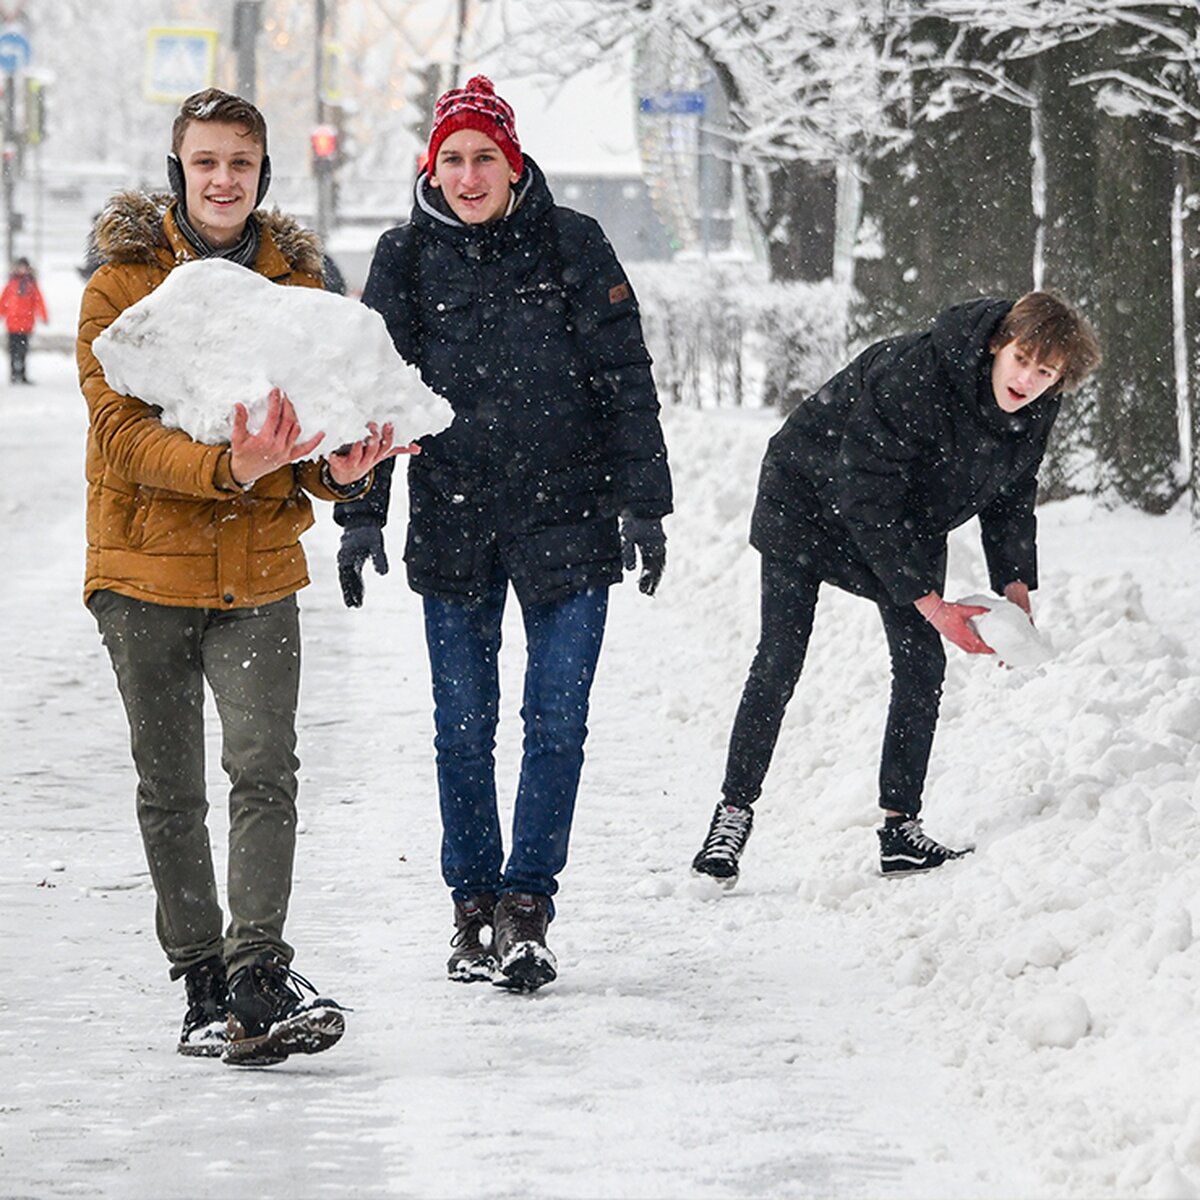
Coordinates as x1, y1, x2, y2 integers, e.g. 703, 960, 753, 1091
78, 193, 353, 609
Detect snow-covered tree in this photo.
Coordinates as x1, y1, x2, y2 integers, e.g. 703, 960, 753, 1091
495, 0, 909, 281
919, 1, 1197, 510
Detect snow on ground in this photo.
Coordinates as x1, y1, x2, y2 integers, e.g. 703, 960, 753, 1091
2, 340, 1200, 1199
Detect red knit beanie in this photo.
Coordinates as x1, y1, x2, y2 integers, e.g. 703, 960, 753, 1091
426, 75, 523, 178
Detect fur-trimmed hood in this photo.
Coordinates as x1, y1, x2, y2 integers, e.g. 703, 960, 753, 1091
90, 191, 323, 277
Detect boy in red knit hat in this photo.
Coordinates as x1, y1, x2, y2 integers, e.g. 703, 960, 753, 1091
337, 74, 672, 992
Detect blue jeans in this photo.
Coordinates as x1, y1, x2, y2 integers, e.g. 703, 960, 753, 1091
423, 577, 609, 906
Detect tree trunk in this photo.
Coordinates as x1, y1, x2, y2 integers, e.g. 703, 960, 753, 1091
1178, 147, 1200, 515
853, 27, 1035, 345
1091, 104, 1181, 513
1035, 39, 1104, 501
749, 159, 837, 283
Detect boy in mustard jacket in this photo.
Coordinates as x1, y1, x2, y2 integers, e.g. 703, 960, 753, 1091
78, 89, 405, 1066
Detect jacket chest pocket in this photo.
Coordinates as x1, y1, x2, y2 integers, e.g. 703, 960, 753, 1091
422, 288, 478, 344
513, 279, 569, 334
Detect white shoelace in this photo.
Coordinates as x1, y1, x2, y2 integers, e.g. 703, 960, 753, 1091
703, 808, 752, 860
899, 819, 943, 852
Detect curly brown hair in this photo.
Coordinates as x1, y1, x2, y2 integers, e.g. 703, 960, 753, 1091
171, 89, 268, 156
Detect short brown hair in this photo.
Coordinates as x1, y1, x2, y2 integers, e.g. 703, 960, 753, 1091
171, 88, 268, 156
990, 291, 1101, 392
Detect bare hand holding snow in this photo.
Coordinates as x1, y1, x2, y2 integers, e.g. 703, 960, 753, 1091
957, 593, 1054, 667
93, 258, 451, 455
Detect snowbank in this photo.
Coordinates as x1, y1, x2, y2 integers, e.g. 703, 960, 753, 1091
654, 405, 1200, 1198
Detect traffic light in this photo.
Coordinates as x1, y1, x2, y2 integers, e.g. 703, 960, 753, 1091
25, 78, 45, 146
311, 124, 338, 174
404, 64, 442, 180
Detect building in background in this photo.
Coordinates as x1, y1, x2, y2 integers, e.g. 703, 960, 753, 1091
496, 68, 673, 264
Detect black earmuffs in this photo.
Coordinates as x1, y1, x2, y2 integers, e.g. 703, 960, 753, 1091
166, 152, 272, 208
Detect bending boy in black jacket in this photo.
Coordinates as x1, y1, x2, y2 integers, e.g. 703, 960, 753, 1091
692, 292, 1100, 883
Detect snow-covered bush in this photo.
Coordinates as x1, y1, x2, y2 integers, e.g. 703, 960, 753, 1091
629, 260, 850, 411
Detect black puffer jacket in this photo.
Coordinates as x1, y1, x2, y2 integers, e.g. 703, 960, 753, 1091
751, 298, 1059, 607
336, 157, 672, 606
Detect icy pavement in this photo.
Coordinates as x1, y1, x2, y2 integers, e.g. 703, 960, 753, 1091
2, 353, 1199, 1198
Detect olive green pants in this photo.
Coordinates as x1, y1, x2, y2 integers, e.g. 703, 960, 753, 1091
90, 590, 301, 979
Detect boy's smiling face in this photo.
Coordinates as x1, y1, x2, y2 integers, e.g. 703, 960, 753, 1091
991, 340, 1063, 413
178, 120, 263, 248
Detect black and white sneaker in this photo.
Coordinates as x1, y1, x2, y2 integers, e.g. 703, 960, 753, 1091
691, 802, 754, 888
223, 957, 346, 1067
178, 956, 228, 1057
878, 818, 974, 876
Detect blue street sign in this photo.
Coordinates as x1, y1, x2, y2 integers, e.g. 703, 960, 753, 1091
638, 90, 706, 116
0, 30, 32, 75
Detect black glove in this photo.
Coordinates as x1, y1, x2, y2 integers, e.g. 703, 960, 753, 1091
620, 513, 666, 597
337, 522, 388, 608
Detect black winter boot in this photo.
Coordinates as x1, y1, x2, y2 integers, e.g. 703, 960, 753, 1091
492, 893, 556, 993
448, 894, 498, 983
223, 956, 346, 1066
178, 956, 228, 1057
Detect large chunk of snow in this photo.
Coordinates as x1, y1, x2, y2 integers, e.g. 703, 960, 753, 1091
957, 592, 1054, 667
93, 257, 451, 456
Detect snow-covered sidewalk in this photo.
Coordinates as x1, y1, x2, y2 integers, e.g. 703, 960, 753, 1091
2, 351, 1198, 1199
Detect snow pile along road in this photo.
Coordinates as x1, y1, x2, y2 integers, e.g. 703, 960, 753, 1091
4, 344, 1200, 1199
93, 258, 452, 453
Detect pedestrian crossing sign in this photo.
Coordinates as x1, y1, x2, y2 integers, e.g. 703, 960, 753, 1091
144, 27, 217, 104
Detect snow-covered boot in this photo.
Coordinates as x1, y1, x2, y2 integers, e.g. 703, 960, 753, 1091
878, 817, 974, 876
691, 802, 754, 888
492, 892, 556, 993
448, 893, 498, 983
223, 956, 346, 1066
178, 956, 228, 1057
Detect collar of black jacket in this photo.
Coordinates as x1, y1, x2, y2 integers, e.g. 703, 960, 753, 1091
931, 297, 1043, 436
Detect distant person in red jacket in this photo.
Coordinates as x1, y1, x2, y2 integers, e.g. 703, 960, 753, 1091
0, 258, 48, 384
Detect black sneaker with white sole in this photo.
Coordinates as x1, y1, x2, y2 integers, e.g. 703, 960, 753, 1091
178, 956, 228, 1057
691, 802, 754, 888
878, 818, 974, 876
223, 957, 346, 1066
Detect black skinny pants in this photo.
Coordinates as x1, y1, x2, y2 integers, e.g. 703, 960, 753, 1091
721, 555, 946, 818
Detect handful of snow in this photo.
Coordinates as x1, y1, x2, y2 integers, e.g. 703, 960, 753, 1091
93, 258, 452, 456
956, 593, 1054, 667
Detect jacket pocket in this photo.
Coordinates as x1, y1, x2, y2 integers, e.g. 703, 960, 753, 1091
523, 460, 613, 532
421, 287, 478, 344
132, 492, 217, 555
126, 489, 150, 547
405, 458, 488, 584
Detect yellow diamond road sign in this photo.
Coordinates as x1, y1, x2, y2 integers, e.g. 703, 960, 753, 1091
144, 27, 217, 104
